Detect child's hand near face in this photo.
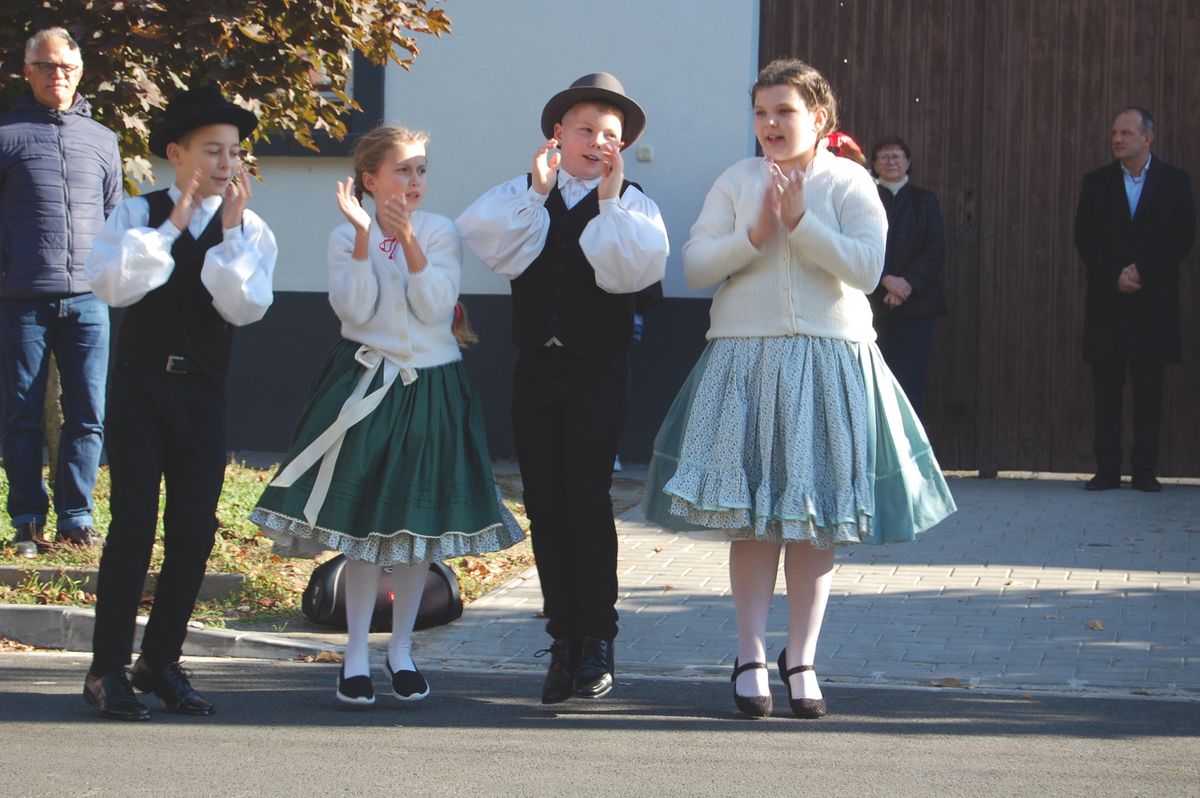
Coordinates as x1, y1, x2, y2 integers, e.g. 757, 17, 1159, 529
531, 138, 561, 195
596, 143, 624, 201
168, 168, 204, 232
377, 194, 413, 242
221, 166, 252, 230
336, 177, 372, 234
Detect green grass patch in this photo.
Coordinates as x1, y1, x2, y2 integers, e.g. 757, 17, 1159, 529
1, 462, 534, 630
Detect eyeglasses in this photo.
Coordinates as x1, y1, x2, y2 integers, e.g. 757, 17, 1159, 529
29, 61, 81, 77
875, 154, 906, 162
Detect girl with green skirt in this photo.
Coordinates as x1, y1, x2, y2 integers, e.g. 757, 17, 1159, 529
251, 125, 523, 706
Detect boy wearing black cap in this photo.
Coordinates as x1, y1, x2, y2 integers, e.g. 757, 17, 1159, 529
457, 73, 668, 704
82, 86, 277, 720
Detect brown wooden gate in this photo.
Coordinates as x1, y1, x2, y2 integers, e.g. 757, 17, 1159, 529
759, 0, 1200, 475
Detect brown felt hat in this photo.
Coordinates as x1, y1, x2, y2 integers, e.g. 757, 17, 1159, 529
149, 85, 258, 158
540, 72, 646, 149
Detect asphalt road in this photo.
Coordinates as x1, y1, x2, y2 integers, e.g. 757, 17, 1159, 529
0, 652, 1196, 798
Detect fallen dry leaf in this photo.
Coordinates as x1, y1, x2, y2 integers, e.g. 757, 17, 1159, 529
662, 584, 674, 591
931, 677, 967, 689
654, 546, 664, 553
313, 650, 343, 663
1087, 620, 1106, 631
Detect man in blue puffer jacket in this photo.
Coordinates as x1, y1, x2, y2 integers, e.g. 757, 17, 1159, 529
0, 27, 122, 557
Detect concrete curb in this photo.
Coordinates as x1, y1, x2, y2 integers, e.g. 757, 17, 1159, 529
0, 604, 331, 661
0, 566, 244, 601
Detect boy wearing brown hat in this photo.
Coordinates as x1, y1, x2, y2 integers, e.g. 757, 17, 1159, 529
82, 86, 277, 720
457, 72, 668, 703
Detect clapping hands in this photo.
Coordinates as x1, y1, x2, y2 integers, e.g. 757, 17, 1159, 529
749, 161, 806, 248
531, 138, 561, 195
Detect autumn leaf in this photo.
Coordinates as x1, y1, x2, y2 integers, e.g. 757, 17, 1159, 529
1087, 620, 1106, 631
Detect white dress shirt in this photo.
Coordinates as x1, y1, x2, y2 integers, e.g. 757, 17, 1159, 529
1121, 152, 1151, 216
455, 167, 669, 294
85, 183, 276, 326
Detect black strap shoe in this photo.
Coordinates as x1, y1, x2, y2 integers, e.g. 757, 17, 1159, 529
131, 657, 215, 716
777, 649, 827, 719
535, 637, 578, 704
574, 636, 614, 699
731, 659, 773, 718
83, 669, 150, 721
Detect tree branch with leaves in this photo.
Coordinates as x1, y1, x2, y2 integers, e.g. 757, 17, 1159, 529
0, 0, 451, 192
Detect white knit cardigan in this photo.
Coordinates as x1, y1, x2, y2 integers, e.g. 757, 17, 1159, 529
683, 149, 887, 343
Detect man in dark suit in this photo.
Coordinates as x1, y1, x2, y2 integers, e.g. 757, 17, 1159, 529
1074, 107, 1195, 492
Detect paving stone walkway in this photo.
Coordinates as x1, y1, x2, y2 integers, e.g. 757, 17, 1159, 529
412, 476, 1199, 697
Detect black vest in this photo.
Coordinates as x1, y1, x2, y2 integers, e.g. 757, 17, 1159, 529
510, 178, 639, 354
115, 189, 235, 377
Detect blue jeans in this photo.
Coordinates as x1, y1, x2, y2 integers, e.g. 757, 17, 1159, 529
0, 294, 109, 531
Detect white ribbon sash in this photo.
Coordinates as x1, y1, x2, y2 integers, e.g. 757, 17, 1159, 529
271, 345, 416, 524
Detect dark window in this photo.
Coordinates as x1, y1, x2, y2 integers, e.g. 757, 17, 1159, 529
253, 53, 383, 157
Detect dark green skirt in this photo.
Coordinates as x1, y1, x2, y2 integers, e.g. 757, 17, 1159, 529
251, 339, 524, 565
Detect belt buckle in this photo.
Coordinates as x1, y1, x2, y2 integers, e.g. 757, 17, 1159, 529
165, 355, 188, 375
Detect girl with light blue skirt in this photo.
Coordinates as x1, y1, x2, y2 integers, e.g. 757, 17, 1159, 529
642, 59, 956, 719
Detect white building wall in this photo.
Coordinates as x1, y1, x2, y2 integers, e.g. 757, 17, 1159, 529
245, 0, 761, 296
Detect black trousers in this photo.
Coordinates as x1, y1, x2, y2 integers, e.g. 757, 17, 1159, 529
875, 315, 936, 419
90, 366, 227, 675
511, 347, 628, 641
1091, 361, 1165, 480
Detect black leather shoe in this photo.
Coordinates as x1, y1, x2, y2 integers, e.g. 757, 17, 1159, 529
11, 521, 52, 558
83, 669, 150, 721
1085, 474, 1120, 491
731, 659, 773, 718
574, 636, 614, 699
385, 657, 429, 701
1131, 476, 1162, 493
57, 525, 102, 547
535, 637, 578, 704
130, 657, 215, 716
777, 649, 827, 719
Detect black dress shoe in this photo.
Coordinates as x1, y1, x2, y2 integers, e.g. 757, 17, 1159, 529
335, 666, 376, 706
535, 637, 578, 704
1085, 474, 1120, 491
11, 521, 52, 558
131, 657, 215, 716
385, 657, 429, 701
574, 636, 614, 699
83, 669, 150, 721
731, 659, 773, 718
777, 649, 827, 719
57, 525, 102, 547
1131, 476, 1162, 493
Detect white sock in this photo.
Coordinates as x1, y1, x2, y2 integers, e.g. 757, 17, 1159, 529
387, 562, 428, 672
729, 538, 781, 698
342, 559, 381, 679
782, 541, 835, 700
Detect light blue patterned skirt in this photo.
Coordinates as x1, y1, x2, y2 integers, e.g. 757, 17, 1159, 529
642, 336, 955, 547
